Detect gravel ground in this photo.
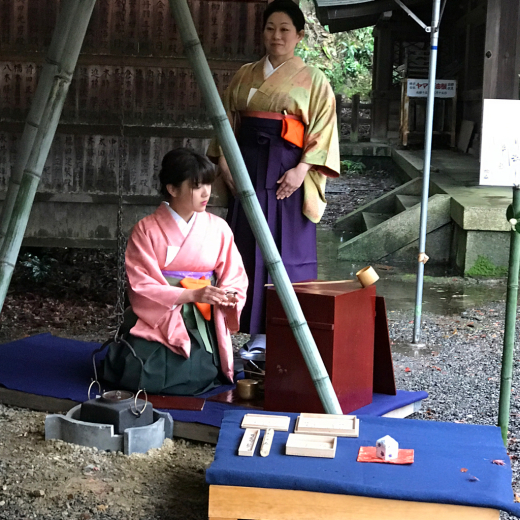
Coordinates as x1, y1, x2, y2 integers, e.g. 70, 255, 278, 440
0, 167, 519, 519
389, 303, 520, 520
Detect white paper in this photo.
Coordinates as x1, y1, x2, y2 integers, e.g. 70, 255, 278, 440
480, 99, 520, 187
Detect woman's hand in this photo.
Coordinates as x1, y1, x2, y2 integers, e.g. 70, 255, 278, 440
176, 286, 238, 307
276, 162, 312, 200
176, 286, 226, 305
218, 156, 237, 196
191, 285, 228, 305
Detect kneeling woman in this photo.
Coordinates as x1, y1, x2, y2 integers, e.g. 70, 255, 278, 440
102, 148, 248, 396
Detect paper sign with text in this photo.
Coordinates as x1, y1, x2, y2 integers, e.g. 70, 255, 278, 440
406, 79, 457, 98
480, 99, 520, 187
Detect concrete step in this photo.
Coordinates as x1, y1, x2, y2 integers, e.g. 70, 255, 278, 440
338, 194, 451, 261
362, 212, 394, 230
395, 195, 421, 213
334, 178, 423, 237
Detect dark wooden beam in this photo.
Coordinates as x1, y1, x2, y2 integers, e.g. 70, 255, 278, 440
371, 26, 394, 141
483, 0, 520, 99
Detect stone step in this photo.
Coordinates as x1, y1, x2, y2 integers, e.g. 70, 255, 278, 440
362, 212, 394, 230
395, 194, 421, 213
334, 178, 422, 235
338, 194, 451, 261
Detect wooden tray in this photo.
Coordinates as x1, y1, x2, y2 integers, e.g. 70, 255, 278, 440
294, 413, 359, 437
241, 413, 290, 431
286, 433, 337, 459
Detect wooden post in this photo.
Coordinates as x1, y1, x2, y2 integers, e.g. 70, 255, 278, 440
371, 26, 393, 142
335, 94, 343, 137
350, 94, 360, 143
400, 80, 410, 146
450, 94, 457, 148
483, 0, 520, 100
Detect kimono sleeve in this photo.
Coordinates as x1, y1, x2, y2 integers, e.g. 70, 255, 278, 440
125, 221, 185, 329
206, 64, 249, 161
213, 222, 248, 333
301, 69, 340, 178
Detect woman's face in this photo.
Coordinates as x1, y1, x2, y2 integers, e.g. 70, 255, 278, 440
263, 11, 303, 62
167, 179, 211, 220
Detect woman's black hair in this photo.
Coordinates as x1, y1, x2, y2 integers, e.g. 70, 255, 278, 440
159, 148, 216, 198
263, 0, 305, 32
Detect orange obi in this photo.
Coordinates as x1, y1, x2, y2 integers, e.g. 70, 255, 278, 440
179, 277, 211, 321
241, 111, 305, 148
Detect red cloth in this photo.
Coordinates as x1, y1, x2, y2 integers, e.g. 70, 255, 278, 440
357, 446, 414, 464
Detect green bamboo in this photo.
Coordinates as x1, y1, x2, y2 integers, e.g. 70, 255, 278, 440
0, 0, 80, 249
0, 0, 97, 313
498, 186, 520, 445
168, 0, 342, 414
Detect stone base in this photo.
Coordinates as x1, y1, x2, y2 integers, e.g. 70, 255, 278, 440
45, 404, 174, 455
451, 226, 510, 275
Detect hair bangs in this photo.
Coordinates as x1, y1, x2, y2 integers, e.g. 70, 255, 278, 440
190, 156, 216, 188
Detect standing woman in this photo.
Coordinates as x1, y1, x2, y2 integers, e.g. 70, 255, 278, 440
207, 0, 340, 337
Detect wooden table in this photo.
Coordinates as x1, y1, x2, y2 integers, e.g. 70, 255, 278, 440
206, 412, 518, 520
208, 484, 498, 520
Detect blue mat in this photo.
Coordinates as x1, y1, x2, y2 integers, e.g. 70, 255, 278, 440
207, 410, 520, 516
0, 333, 235, 403
168, 390, 428, 428
0, 333, 427, 428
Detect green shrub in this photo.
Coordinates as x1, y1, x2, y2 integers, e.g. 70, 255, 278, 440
296, 0, 374, 98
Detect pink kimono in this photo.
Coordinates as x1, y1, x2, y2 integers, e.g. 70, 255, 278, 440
125, 203, 248, 382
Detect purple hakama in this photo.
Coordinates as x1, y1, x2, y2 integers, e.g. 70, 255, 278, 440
227, 117, 317, 335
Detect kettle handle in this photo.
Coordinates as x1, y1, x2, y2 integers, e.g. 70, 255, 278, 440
90, 335, 147, 401
131, 388, 149, 417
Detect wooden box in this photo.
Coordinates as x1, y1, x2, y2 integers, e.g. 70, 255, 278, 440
241, 413, 290, 431
295, 413, 359, 437
264, 282, 376, 414
286, 433, 337, 458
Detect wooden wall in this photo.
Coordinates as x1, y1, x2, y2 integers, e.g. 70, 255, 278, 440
0, 0, 267, 246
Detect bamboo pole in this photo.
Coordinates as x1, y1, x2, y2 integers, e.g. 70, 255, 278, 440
0, 0, 80, 249
498, 186, 520, 445
0, 0, 97, 312
168, 0, 342, 414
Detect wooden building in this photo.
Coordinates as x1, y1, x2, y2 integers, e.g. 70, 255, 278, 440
0, 0, 267, 247
315, 0, 520, 148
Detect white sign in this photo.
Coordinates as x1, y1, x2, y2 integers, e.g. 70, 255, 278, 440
406, 79, 457, 98
480, 99, 520, 187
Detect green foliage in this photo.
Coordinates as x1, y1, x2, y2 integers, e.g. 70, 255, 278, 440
18, 252, 57, 282
340, 159, 366, 174
296, 1, 374, 97
466, 255, 508, 277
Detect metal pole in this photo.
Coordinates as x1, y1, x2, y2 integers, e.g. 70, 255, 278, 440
0, 0, 97, 312
168, 0, 342, 414
0, 0, 80, 249
412, 0, 441, 344
498, 186, 520, 444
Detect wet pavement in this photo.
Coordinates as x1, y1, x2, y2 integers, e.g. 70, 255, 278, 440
317, 226, 507, 316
